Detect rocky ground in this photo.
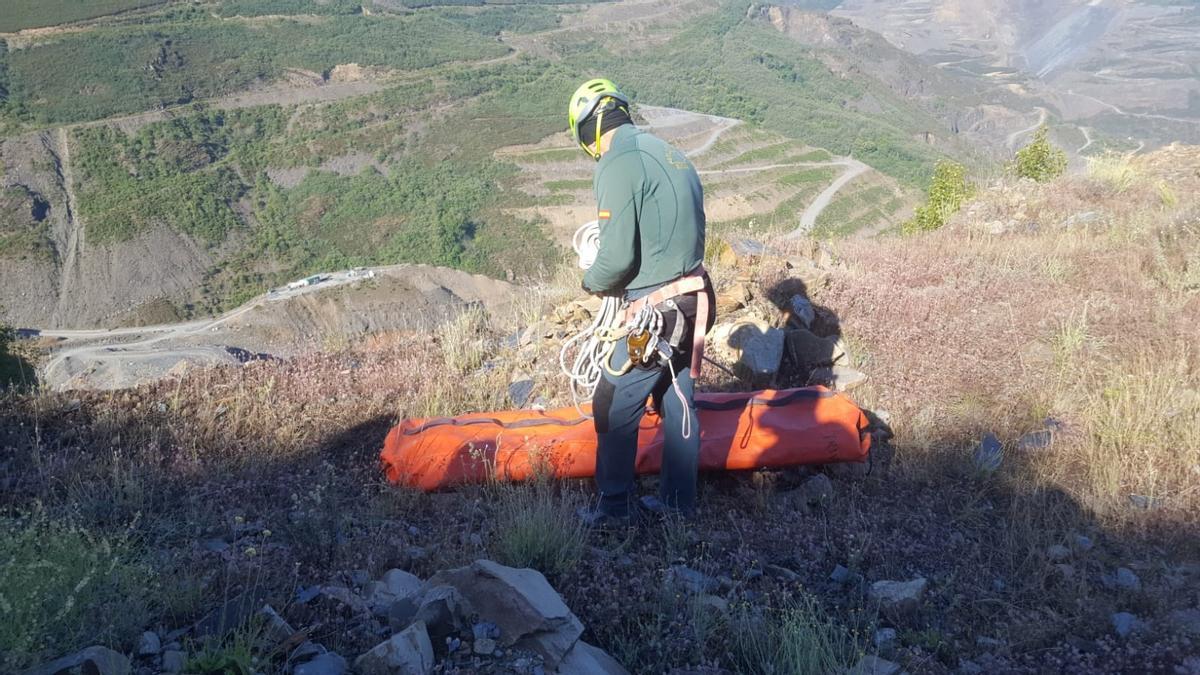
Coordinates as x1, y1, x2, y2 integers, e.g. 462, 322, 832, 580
2, 147, 1199, 674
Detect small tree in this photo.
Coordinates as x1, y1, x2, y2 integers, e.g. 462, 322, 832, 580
903, 161, 974, 234
1015, 126, 1067, 183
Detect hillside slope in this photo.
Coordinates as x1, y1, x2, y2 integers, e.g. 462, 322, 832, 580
0, 0, 1049, 329
2, 144, 1197, 674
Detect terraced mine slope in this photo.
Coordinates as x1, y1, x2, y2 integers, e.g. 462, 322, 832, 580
500, 105, 910, 243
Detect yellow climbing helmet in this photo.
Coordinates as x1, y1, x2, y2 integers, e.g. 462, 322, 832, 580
568, 78, 631, 160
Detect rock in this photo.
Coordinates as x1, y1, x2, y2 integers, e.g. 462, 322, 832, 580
137, 631, 161, 656
260, 604, 296, 645
1111, 612, 1147, 638
1046, 544, 1071, 562
717, 281, 753, 314
785, 329, 841, 368
869, 578, 928, 614
788, 296, 816, 329
830, 565, 851, 584
354, 621, 435, 675
405, 585, 470, 638
1016, 430, 1053, 451
1072, 535, 1094, 552
473, 621, 501, 640
428, 560, 584, 669
783, 474, 834, 511
1115, 567, 1142, 591
23, 646, 131, 675
320, 585, 370, 614
718, 237, 766, 266
873, 628, 898, 657
474, 637, 497, 655
1178, 656, 1200, 675
1129, 494, 1164, 510
697, 594, 729, 613
972, 434, 1003, 473
810, 365, 868, 392
508, 378, 536, 409
1168, 608, 1200, 636
365, 569, 425, 610
289, 641, 327, 664
765, 563, 801, 582
161, 650, 187, 673
847, 655, 905, 675
710, 319, 785, 377
558, 640, 632, 675
294, 652, 348, 675
667, 565, 719, 594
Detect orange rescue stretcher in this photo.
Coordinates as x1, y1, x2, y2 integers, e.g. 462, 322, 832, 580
381, 386, 872, 491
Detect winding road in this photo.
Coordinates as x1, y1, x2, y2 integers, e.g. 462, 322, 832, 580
1007, 107, 1049, 150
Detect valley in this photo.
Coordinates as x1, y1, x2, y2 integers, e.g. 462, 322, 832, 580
832, 0, 1200, 147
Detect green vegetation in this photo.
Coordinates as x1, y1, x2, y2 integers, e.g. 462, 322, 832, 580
490, 475, 587, 579
0, 0, 166, 32
602, 3, 947, 184
0, 186, 53, 260
0, 512, 153, 671
72, 108, 291, 243
729, 596, 855, 674
216, 0, 362, 17
904, 160, 974, 233
1015, 126, 1068, 183
3, 12, 506, 125
440, 5, 563, 35
813, 184, 897, 237
545, 178, 592, 192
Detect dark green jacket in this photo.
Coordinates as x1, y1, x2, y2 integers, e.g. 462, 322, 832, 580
582, 125, 706, 295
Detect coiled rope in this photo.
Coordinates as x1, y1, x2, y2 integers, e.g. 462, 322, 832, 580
560, 221, 625, 414
559, 221, 690, 440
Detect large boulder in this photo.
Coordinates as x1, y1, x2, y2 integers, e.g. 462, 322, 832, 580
710, 319, 785, 377
354, 621, 434, 675
429, 560, 584, 669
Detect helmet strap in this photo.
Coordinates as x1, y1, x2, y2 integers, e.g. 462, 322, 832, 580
592, 103, 607, 161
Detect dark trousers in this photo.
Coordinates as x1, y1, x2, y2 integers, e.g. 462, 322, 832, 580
592, 337, 700, 516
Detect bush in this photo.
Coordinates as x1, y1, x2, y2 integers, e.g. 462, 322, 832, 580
490, 474, 587, 579
903, 160, 974, 233
0, 513, 154, 671
729, 595, 856, 674
1015, 126, 1068, 183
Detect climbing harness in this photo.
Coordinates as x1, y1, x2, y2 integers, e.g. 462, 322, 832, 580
559, 220, 709, 439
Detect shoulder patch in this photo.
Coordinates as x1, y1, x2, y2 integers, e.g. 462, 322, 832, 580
598, 210, 611, 220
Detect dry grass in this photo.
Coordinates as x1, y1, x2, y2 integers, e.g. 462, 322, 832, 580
819, 144, 1200, 541
2, 145, 1199, 673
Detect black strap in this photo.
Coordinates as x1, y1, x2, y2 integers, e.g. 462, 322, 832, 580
401, 388, 840, 435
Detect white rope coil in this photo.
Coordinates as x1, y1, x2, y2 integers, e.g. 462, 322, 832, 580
560, 221, 624, 414
559, 220, 693, 438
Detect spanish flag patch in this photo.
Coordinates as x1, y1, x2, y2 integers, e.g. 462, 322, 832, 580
598, 209, 611, 220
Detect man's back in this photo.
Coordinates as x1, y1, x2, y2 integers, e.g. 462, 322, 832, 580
583, 125, 706, 295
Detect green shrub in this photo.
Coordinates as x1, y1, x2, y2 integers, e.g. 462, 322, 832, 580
1015, 126, 1068, 183
903, 160, 974, 233
729, 595, 856, 674
0, 513, 154, 671
490, 475, 587, 579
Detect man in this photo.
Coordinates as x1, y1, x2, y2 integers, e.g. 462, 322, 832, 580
567, 78, 716, 526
